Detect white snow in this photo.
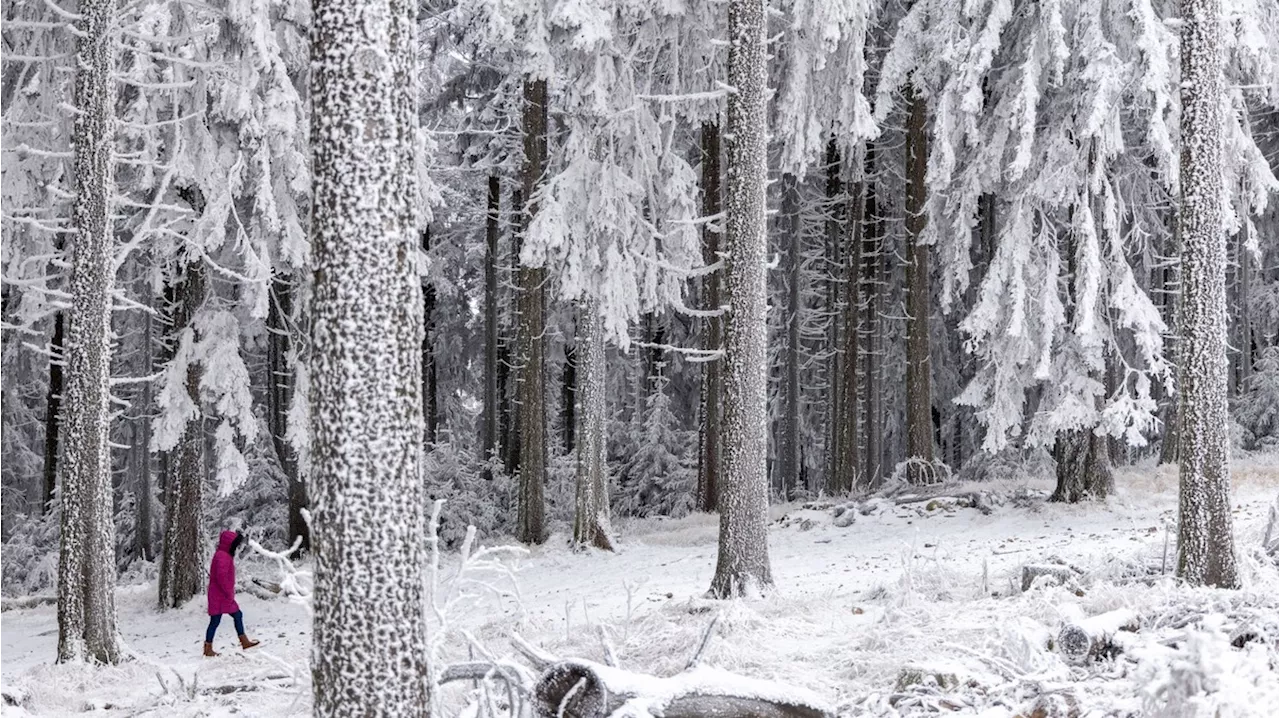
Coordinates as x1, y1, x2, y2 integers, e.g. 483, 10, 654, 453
2, 454, 1277, 716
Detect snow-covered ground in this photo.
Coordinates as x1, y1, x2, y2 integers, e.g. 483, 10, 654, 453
3, 455, 1277, 717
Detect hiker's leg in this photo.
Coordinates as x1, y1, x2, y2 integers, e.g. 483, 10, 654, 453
205, 614, 222, 643
232, 610, 246, 636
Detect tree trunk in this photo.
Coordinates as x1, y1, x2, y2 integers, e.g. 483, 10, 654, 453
309, 0, 431, 713
57, 0, 121, 664
158, 259, 206, 610
823, 140, 844, 495
484, 175, 500, 474
267, 275, 308, 553
697, 122, 723, 513
516, 77, 548, 545
779, 173, 801, 501
503, 186, 523, 477
562, 329, 577, 455
904, 82, 935, 483
831, 179, 863, 494
1176, 0, 1239, 589
710, 0, 774, 598
422, 228, 438, 443
1158, 214, 1180, 465
862, 148, 883, 489
573, 302, 613, 551
134, 280, 154, 562
43, 312, 64, 513
1050, 425, 1113, 502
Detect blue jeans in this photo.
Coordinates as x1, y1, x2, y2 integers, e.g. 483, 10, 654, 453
205, 611, 246, 643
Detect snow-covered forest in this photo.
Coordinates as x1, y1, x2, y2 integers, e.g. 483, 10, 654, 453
1, 0, 1278, 715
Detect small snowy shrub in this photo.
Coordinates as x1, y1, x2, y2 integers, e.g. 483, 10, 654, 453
616, 369, 695, 518
424, 440, 512, 547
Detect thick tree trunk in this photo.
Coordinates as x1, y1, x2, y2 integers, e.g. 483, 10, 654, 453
309, 0, 431, 713
1050, 423, 1114, 503
484, 175, 500, 473
43, 312, 64, 513
516, 77, 548, 545
779, 173, 801, 500
831, 179, 863, 494
696, 122, 723, 513
572, 302, 613, 551
57, 0, 121, 664
1176, 0, 1239, 589
158, 259, 206, 610
904, 82, 935, 483
710, 0, 774, 598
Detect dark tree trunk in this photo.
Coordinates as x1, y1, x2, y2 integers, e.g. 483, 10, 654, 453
503, 187, 523, 476
484, 175, 500, 474
43, 312, 64, 513
831, 178, 863, 494
904, 82, 935, 483
562, 328, 576, 454
778, 173, 801, 501
134, 271, 155, 562
516, 78, 548, 544
422, 228, 438, 443
865, 142, 885, 486
1051, 427, 1114, 502
158, 258, 207, 609
696, 121, 723, 513
267, 274, 308, 553
823, 140, 844, 495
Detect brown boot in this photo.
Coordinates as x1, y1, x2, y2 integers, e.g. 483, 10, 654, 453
238, 634, 260, 650
203, 642, 219, 657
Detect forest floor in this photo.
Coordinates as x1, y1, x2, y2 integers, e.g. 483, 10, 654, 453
2, 453, 1277, 717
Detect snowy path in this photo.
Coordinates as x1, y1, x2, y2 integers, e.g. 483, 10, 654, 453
2, 457, 1277, 716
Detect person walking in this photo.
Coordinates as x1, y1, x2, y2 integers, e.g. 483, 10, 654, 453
203, 530, 260, 656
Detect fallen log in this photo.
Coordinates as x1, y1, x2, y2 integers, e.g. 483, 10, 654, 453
533, 660, 833, 718
1056, 608, 1139, 665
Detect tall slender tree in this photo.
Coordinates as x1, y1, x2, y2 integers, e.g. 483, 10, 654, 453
156, 252, 207, 609
57, 0, 122, 665
710, 0, 774, 598
1175, 0, 1239, 589
903, 82, 935, 483
309, 0, 431, 712
572, 301, 612, 550
515, 77, 549, 545
697, 122, 724, 512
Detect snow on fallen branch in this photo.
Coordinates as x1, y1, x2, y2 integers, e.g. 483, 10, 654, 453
533, 660, 832, 718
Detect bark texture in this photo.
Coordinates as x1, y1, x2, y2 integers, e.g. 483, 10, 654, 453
57, 0, 122, 664
1176, 0, 1239, 589
158, 259, 207, 610
516, 77, 548, 545
572, 302, 613, 551
42, 312, 63, 513
308, 0, 431, 713
779, 172, 801, 500
697, 122, 723, 513
831, 179, 864, 494
904, 82, 935, 483
710, 0, 774, 598
483, 175, 500, 472
1050, 426, 1114, 503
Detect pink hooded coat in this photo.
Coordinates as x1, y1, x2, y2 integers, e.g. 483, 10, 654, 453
207, 530, 240, 615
